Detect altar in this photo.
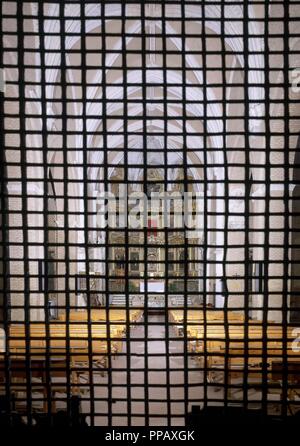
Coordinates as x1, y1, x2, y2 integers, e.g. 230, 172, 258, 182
140, 281, 165, 312
140, 281, 165, 293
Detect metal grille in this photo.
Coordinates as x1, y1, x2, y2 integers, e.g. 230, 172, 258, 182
1, 0, 300, 427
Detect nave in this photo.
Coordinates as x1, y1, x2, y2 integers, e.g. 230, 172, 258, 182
1, 0, 300, 427
81, 314, 202, 427
3, 308, 300, 426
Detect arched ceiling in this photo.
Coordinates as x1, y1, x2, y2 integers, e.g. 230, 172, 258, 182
3, 1, 268, 186
37, 2, 265, 174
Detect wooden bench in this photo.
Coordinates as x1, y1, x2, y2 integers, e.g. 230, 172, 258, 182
169, 309, 245, 325
9, 322, 126, 357
173, 319, 300, 398
0, 354, 82, 412
272, 361, 300, 404
0, 320, 128, 411
58, 309, 143, 324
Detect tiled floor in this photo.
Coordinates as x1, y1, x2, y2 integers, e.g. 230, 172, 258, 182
82, 314, 204, 426
28, 314, 284, 425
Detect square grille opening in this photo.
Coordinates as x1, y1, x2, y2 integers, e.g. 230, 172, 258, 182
0, 0, 299, 427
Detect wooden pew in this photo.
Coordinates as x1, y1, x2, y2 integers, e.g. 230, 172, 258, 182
183, 323, 300, 397
0, 353, 81, 412
169, 309, 245, 325
8, 322, 126, 356
0, 309, 137, 413
185, 324, 297, 360
58, 309, 143, 324
169, 309, 246, 335
169, 308, 256, 354
170, 312, 300, 397
0, 320, 128, 411
272, 361, 300, 403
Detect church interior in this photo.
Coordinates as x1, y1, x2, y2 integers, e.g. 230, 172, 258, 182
1, 1, 300, 427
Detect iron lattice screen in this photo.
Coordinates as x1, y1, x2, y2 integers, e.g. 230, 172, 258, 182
0, 0, 300, 427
